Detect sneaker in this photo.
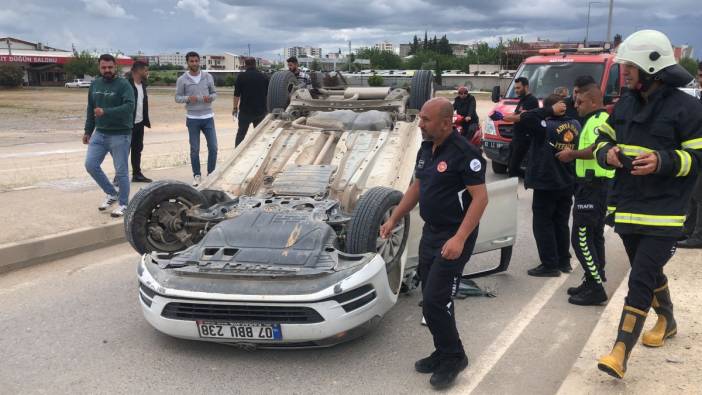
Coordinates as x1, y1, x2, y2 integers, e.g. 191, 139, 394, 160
132, 173, 152, 183
98, 194, 118, 211
568, 282, 608, 306
415, 350, 441, 373
559, 262, 573, 273
110, 205, 127, 218
429, 354, 469, 389
193, 175, 202, 187
527, 264, 561, 277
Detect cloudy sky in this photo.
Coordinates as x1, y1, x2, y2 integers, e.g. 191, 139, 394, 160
1, 0, 699, 61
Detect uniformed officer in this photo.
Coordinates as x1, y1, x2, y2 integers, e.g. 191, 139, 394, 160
504, 77, 540, 178
593, 30, 702, 379
556, 84, 615, 305
380, 98, 488, 389
519, 94, 580, 277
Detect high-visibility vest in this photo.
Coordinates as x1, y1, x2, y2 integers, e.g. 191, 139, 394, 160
576, 112, 615, 180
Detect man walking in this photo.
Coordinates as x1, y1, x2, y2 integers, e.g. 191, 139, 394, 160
521, 94, 580, 277
129, 61, 152, 183
594, 30, 702, 379
233, 57, 268, 146
556, 84, 615, 305
176, 51, 217, 187
83, 54, 135, 217
380, 98, 488, 389
678, 63, 702, 249
503, 77, 539, 178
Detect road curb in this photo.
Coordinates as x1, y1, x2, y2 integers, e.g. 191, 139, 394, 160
0, 222, 125, 274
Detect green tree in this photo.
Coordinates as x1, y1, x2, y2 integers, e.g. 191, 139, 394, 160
679, 57, 700, 79
64, 51, 98, 78
423, 31, 428, 50
356, 48, 402, 69
367, 75, 384, 86
410, 35, 420, 55
224, 74, 236, 87
0, 64, 24, 87
438, 35, 452, 55
310, 59, 321, 71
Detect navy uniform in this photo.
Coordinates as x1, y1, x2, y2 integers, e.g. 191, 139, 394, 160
414, 130, 486, 361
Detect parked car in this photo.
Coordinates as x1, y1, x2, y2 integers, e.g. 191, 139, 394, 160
130, 70, 518, 349
64, 79, 91, 88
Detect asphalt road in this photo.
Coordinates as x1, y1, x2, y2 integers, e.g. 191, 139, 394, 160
0, 172, 630, 395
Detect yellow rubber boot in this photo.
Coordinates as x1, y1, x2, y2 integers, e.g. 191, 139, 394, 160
642, 283, 677, 347
598, 306, 647, 379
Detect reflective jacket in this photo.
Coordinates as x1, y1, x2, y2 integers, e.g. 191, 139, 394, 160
594, 86, 702, 237
576, 110, 614, 181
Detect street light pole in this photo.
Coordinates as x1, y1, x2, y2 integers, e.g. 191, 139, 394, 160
606, 0, 614, 43
585, 1, 602, 47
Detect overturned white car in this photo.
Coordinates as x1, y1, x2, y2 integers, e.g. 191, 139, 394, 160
129, 71, 518, 348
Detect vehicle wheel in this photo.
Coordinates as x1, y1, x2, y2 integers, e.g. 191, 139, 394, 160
124, 180, 209, 255
346, 187, 410, 294
491, 160, 508, 174
408, 70, 434, 110
267, 70, 299, 112
310, 71, 324, 89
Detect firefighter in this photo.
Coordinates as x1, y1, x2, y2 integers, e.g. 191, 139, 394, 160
556, 83, 614, 305
593, 30, 702, 379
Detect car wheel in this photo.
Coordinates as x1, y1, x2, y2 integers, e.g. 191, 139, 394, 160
267, 70, 299, 112
408, 70, 434, 110
491, 160, 508, 174
124, 180, 209, 255
346, 187, 410, 295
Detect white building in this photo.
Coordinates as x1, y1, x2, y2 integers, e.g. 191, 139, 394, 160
374, 41, 394, 52
286, 46, 322, 59
157, 52, 187, 68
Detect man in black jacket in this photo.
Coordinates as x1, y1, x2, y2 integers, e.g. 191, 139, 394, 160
453, 86, 479, 140
564, 75, 597, 123
521, 94, 580, 277
129, 61, 152, 182
504, 77, 540, 177
233, 57, 269, 146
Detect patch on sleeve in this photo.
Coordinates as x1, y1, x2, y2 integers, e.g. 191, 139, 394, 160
469, 158, 482, 172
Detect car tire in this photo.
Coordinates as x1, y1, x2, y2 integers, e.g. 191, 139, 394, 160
346, 187, 410, 294
124, 180, 209, 255
408, 70, 434, 110
310, 71, 324, 89
491, 160, 508, 174
267, 70, 299, 112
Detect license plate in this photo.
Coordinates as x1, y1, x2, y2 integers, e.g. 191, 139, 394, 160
196, 321, 283, 340
482, 140, 504, 149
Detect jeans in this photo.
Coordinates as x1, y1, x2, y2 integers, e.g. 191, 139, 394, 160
85, 131, 131, 206
236, 112, 265, 147
186, 117, 218, 176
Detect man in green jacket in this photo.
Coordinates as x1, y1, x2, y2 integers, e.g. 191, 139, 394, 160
83, 54, 135, 217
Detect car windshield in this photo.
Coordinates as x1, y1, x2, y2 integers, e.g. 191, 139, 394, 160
505, 62, 605, 99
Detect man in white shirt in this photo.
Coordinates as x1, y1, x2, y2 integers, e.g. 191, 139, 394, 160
129, 61, 152, 183
175, 51, 218, 186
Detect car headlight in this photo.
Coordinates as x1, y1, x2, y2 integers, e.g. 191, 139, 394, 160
483, 120, 497, 136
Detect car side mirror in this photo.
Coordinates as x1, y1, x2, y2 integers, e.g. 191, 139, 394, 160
491, 85, 501, 103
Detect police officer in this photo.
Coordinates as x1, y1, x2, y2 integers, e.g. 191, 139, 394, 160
504, 77, 540, 178
380, 98, 488, 389
593, 30, 702, 379
519, 94, 580, 277
556, 84, 615, 305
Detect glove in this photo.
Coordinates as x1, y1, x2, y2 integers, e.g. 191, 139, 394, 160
489, 111, 504, 121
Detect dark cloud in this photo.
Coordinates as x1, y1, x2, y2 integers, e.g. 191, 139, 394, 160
0, 0, 699, 59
